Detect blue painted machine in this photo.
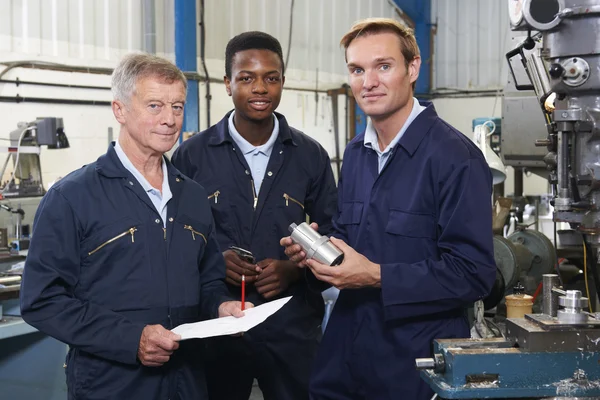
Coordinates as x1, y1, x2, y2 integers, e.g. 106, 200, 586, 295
417, 275, 600, 399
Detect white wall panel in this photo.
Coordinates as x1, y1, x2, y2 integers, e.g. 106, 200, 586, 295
432, 0, 511, 90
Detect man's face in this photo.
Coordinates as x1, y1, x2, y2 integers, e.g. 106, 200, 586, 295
224, 49, 284, 122
346, 32, 420, 121
113, 76, 186, 155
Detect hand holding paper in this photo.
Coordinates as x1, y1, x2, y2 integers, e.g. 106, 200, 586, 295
172, 296, 292, 340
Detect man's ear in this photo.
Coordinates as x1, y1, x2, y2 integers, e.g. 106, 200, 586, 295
112, 100, 126, 124
224, 75, 232, 96
409, 56, 421, 84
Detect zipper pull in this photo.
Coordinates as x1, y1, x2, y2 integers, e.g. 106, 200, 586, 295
215, 191, 219, 204
185, 225, 196, 241
163, 227, 166, 240
253, 197, 258, 210
129, 228, 136, 243
284, 193, 289, 206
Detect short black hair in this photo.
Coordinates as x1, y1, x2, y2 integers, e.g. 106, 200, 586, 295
225, 31, 284, 78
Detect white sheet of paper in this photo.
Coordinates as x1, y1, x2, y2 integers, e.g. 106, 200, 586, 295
172, 296, 292, 340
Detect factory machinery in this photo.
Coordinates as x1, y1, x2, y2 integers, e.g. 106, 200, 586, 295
418, 0, 600, 398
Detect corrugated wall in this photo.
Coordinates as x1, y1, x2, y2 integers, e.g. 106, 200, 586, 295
0, 0, 175, 63
0, 0, 406, 78
203, 0, 407, 86
431, 0, 511, 91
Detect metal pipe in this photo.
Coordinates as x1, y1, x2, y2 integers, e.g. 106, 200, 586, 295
142, 0, 156, 54
0, 96, 111, 106
0, 78, 111, 91
543, 274, 560, 317
199, 0, 211, 128
558, 131, 569, 196
1, 61, 330, 93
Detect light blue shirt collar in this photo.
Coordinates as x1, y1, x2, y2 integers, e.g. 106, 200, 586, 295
363, 97, 426, 155
114, 140, 172, 226
228, 111, 279, 157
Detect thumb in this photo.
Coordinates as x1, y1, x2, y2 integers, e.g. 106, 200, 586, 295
165, 329, 181, 342
329, 236, 350, 252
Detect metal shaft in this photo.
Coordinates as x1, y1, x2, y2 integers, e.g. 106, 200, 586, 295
543, 274, 560, 317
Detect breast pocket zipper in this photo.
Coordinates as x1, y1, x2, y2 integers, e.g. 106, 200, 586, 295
184, 225, 207, 244
208, 190, 220, 204
283, 193, 304, 209
88, 227, 137, 256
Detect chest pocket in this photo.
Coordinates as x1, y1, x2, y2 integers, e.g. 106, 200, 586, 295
176, 214, 209, 248
339, 202, 363, 225
385, 210, 437, 239
83, 217, 141, 259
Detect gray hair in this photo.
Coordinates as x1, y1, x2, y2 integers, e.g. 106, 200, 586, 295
111, 53, 187, 103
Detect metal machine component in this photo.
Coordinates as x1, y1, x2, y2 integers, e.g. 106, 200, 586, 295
288, 222, 344, 266
0, 118, 69, 198
543, 274, 560, 316
418, 2, 600, 397
492, 229, 555, 303
418, 274, 600, 398
557, 290, 589, 324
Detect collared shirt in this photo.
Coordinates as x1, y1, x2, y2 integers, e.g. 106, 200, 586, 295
363, 97, 426, 173
114, 140, 172, 226
228, 111, 279, 194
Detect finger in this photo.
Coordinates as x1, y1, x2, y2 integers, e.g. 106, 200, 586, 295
245, 302, 255, 309
155, 337, 178, 352
226, 269, 243, 285
262, 289, 280, 299
147, 354, 170, 364
255, 272, 278, 287
229, 260, 259, 276
226, 276, 241, 286
280, 236, 293, 246
329, 237, 350, 252
226, 252, 260, 275
257, 282, 279, 295
284, 244, 303, 257
142, 360, 164, 367
307, 259, 336, 280
229, 302, 245, 318
309, 222, 319, 231
256, 258, 274, 268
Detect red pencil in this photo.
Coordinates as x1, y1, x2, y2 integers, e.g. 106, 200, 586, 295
241, 274, 245, 311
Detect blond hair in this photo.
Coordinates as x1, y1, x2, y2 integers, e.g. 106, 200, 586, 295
340, 18, 420, 89
111, 53, 187, 104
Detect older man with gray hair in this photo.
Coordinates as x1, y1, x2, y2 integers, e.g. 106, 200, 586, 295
20, 53, 246, 400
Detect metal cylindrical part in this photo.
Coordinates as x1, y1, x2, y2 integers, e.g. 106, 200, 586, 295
558, 131, 569, 193
543, 274, 560, 317
557, 290, 589, 324
415, 358, 435, 370
289, 222, 344, 266
0, 276, 20, 285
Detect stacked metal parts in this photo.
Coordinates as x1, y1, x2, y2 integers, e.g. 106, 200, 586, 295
418, 1, 600, 398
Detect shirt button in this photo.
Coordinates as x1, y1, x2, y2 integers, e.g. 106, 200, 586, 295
232, 147, 236, 151
129, 181, 134, 185
176, 178, 181, 182
245, 170, 250, 175
279, 150, 283, 154
267, 171, 273, 177
155, 219, 160, 224
169, 217, 174, 222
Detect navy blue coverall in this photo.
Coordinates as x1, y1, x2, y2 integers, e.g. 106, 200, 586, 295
20, 144, 230, 400
172, 111, 337, 400
309, 104, 496, 400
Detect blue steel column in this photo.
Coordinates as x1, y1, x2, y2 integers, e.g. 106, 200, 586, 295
392, 0, 432, 95
175, 0, 199, 139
